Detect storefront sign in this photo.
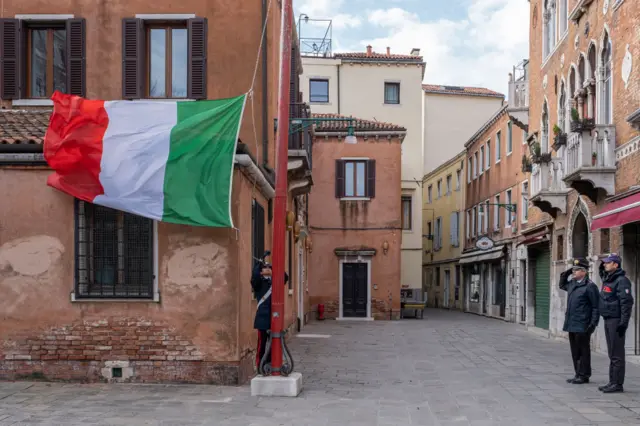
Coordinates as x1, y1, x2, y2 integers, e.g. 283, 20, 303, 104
475, 236, 495, 251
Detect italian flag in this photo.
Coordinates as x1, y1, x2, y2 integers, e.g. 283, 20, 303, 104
44, 91, 246, 228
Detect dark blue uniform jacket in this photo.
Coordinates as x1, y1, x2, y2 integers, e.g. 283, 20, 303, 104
251, 263, 289, 331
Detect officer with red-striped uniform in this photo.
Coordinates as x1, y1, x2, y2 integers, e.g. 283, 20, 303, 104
598, 254, 634, 393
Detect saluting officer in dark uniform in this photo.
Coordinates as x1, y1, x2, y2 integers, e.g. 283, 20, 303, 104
598, 253, 634, 393
559, 258, 599, 384
251, 257, 288, 372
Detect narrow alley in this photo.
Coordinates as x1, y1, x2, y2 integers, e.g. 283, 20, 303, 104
2, 310, 640, 425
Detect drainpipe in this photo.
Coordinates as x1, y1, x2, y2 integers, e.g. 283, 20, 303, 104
261, 0, 269, 166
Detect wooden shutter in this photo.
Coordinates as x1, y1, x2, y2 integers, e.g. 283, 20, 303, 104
335, 160, 345, 198
188, 17, 207, 100
366, 160, 376, 198
0, 19, 20, 99
449, 212, 455, 245
122, 18, 144, 99
66, 19, 86, 97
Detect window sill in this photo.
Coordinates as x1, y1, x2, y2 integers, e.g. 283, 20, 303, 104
507, 151, 513, 157
383, 103, 401, 107
70, 292, 161, 303
12, 99, 54, 107
136, 98, 196, 102
340, 197, 371, 202
495, 159, 501, 165
310, 101, 331, 105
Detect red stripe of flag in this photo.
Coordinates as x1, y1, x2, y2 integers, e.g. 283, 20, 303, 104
44, 91, 109, 202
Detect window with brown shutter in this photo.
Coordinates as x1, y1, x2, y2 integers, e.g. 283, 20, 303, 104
1, 18, 85, 99
122, 17, 207, 100
335, 159, 376, 199
0, 19, 20, 99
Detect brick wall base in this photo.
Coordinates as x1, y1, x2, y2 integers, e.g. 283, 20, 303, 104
0, 359, 251, 385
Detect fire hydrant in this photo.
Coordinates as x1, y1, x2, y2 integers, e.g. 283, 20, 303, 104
317, 303, 325, 320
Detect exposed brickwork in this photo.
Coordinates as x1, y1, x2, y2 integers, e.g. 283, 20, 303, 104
0, 318, 202, 363
0, 317, 256, 384
527, 0, 639, 212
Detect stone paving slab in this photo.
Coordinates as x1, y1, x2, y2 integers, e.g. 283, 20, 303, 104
2, 310, 640, 425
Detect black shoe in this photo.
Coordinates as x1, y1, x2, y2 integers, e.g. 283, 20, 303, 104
598, 383, 612, 391
571, 377, 589, 384
602, 384, 623, 393
567, 376, 578, 383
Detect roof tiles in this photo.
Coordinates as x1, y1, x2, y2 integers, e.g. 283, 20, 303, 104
422, 84, 504, 98
0, 109, 51, 145
311, 113, 406, 133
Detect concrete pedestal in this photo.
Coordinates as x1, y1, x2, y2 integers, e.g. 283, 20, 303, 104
250, 372, 303, 397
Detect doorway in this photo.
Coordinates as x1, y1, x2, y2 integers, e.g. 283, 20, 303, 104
482, 265, 489, 314
341, 262, 368, 318
623, 223, 640, 354
520, 259, 527, 323
297, 246, 304, 331
443, 269, 451, 308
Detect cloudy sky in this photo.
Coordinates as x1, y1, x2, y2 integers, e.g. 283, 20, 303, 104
294, 0, 530, 96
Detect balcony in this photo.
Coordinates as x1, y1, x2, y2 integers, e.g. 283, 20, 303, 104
507, 59, 529, 130
563, 125, 616, 202
530, 158, 569, 218
288, 102, 313, 196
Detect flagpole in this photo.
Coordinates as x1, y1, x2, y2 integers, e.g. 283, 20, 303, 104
270, 0, 293, 376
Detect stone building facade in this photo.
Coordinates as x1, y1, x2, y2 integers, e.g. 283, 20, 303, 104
525, 0, 639, 353
0, 1, 312, 384
461, 103, 530, 323
307, 114, 405, 320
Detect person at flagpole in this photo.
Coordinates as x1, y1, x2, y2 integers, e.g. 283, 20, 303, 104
251, 252, 288, 373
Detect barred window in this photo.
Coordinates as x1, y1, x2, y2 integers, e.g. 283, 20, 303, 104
75, 200, 154, 299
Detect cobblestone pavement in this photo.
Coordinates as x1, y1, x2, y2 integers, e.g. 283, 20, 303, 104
3, 309, 640, 425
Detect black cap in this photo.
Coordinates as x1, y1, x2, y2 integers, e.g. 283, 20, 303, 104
572, 258, 589, 269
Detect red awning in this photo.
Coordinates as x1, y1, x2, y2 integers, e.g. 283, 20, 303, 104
591, 192, 640, 231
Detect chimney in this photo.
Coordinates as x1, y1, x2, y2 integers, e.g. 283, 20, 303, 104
410, 48, 420, 56
386, 47, 391, 56
366, 45, 372, 56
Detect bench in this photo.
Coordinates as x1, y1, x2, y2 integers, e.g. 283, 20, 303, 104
400, 301, 426, 319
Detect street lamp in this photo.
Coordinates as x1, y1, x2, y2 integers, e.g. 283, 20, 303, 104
345, 126, 357, 144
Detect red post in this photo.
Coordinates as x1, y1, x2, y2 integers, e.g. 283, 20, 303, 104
270, 0, 293, 376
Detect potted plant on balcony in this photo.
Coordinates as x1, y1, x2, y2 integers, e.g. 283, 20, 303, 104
570, 108, 582, 132
582, 116, 596, 130
552, 124, 567, 150
592, 151, 597, 166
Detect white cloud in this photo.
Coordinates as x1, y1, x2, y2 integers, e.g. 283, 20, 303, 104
363, 0, 529, 95
296, 0, 344, 18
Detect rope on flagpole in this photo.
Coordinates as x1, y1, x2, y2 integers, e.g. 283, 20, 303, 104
248, 0, 274, 164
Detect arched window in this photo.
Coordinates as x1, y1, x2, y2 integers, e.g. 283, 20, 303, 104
559, 0, 568, 35
602, 32, 613, 124
543, 0, 557, 58
569, 66, 577, 123
559, 81, 567, 133
588, 44, 597, 120
542, 100, 549, 153
572, 213, 589, 259
578, 55, 587, 118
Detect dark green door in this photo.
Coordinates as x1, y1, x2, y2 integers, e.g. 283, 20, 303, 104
534, 247, 551, 330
